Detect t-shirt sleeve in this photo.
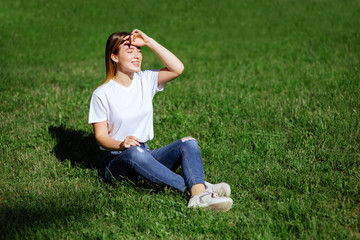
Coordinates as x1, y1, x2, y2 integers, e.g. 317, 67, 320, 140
156, 70, 165, 93
88, 93, 107, 124
144, 69, 164, 96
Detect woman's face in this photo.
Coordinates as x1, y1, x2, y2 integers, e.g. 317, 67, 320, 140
115, 41, 142, 74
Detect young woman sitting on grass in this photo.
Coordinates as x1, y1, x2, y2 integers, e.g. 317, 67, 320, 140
88, 29, 233, 211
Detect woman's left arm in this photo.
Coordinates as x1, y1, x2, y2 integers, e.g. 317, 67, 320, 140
131, 29, 184, 86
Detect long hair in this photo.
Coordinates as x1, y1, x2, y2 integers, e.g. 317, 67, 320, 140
103, 32, 131, 85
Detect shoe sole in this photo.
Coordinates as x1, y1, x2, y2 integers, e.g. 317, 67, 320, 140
209, 199, 233, 212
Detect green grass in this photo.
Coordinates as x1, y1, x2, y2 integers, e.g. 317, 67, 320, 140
1, 0, 359, 239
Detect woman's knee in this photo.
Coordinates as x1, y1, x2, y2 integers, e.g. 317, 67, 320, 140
181, 136, 197, 143
123, 146, 150, 165
180, 136, 199, 149
124, 146, 146, 157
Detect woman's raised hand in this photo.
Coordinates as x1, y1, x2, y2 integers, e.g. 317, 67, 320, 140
131, 29, 151, 47
130, 28, 184, 86
119, 136, 140, 150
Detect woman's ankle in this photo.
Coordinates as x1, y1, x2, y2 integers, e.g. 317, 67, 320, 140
190, 183, 206, 196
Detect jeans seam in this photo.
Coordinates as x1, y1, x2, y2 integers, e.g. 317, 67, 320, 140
155, 145, 179, 165
123, 156, 180, 189
181, 146, 196, 187
156, 143, 196, 188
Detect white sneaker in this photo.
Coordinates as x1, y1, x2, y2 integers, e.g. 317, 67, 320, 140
187, 190, 233, 212
205, 182, 231, 197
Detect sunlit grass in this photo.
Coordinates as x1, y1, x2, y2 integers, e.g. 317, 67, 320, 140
1, 0, 359, 239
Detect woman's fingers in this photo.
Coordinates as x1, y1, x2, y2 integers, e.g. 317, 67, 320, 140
123, 136, 140, 148
120, 35, 132, 46
130, 29, 150, 47
131, 29, 142, 36
128, 136, 140, 143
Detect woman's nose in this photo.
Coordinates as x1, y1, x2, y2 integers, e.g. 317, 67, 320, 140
134, 52, 141, 59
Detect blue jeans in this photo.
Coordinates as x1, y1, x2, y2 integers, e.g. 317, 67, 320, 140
102, 137, 205, 192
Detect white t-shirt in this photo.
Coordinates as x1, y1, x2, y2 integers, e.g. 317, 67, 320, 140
88, 69, 163, 149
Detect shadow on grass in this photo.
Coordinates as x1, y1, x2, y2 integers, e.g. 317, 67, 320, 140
0, 191, 99, 239
47, 125, 184, 195
48, 125, 102, 174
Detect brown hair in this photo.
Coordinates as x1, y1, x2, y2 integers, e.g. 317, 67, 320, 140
103, 32, 131, 84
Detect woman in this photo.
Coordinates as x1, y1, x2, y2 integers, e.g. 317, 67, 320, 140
89, 29, 233, 211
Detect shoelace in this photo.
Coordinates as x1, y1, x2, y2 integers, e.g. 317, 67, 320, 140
211, 192, 219, 198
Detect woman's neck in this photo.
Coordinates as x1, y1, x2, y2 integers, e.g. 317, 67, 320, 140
113, 71, 134, 88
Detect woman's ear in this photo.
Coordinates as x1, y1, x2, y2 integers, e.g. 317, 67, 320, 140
111, 53, 119, 63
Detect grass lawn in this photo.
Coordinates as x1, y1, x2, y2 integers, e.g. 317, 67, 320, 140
1, 0, 359, 239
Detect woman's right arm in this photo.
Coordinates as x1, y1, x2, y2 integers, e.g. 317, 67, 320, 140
93, 121, 140, 151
